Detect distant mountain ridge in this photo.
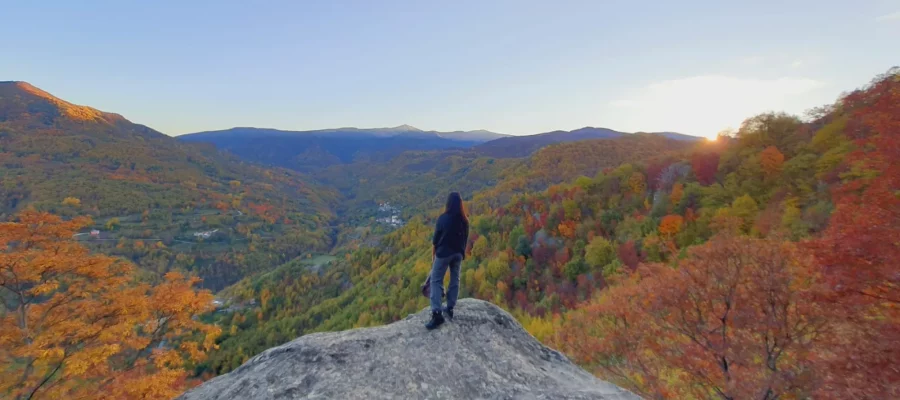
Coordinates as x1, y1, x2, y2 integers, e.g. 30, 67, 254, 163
475, 126, 701, 158
182, 125, 508, 142
178, 126, 508, 171
179, 124, 698, 171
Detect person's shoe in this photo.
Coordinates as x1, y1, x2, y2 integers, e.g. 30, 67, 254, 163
443, 307, 454, 321
425, 311, 445, 330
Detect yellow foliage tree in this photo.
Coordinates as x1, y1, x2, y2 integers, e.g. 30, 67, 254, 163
669, 183, 684, 206
62, 197, 81, 207
105, 217, 120, 231
627, 172, 646, 195
471, 236, 489, 260
0, 211, 220, 400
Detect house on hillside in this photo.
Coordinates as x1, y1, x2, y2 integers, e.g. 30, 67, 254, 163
193, 229, 219, 239
377, 215, 403, 227
376, 201, 403, 227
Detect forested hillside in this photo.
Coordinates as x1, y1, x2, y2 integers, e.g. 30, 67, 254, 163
201, 70, 899, 398
313, 134, 696, 226
0, 82, 338, 289
473, 126, 699, 158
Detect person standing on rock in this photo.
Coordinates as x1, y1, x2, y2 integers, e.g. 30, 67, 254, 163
426, 192, 469, 330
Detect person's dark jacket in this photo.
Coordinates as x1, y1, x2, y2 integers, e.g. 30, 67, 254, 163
432, 212, 469, 259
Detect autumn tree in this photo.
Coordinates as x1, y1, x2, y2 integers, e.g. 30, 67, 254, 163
555, 236, 829, 399
627, 172, 646, 195
759, 145, 785, 178
658, 214, 684, 238
0, 211, 220, 400
617, 241, 640, 270
470, 236, 489, 260
691, 152, 720, 185
808, 70, 900, 399
557, 221, 576, 239
669, 183, 684, 206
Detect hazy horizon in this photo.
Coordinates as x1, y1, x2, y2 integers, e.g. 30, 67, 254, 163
2, 1, 898, 139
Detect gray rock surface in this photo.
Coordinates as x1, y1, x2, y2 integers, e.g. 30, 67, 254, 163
179, 298, 640, 400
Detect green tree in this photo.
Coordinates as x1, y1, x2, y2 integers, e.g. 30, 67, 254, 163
562, 199, 581, 221
601, 258, 623, 279
574, 175, 594, 192
563, 257, 588, 281
731, 194, 759, 232
584, 236, 616, 268
781, 200, 808, 240
515, 236, 532, 259
507, 226, 525, 250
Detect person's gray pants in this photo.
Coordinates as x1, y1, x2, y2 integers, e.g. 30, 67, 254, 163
430, 253, 462, 313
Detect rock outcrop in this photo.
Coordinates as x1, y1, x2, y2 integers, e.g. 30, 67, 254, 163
179, 298, 639, 399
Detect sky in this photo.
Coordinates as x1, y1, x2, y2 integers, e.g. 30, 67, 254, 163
2, 1, 898, 139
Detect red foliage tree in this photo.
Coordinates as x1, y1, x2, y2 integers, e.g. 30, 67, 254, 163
617, 240, 640, 270
809, 71, 900, 399
691, 152, 720, 185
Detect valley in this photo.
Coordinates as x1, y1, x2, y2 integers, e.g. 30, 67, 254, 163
2, 69, 898, 399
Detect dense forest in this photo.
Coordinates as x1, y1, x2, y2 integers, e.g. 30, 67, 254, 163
2, 69, 898, 399
202, 70, 899, 399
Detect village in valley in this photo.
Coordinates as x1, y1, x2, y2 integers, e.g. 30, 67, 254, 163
376, 202, 403, 227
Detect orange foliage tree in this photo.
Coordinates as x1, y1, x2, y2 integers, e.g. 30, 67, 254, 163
0, 211, 220, 400
759, 145, 785, 177
555, 236, 828, 399
658, 214, 684, 238
557, 221, 577, 239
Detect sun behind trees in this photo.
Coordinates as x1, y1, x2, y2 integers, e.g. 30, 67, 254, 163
550, 70, 900, 399
0, 211, 220, 400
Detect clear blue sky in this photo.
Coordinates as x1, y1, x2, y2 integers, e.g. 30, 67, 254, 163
2, 1, 897, 138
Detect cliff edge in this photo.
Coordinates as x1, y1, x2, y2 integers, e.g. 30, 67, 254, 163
179, 298, 639, 399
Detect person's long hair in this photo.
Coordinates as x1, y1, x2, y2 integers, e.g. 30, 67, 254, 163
445, 192, 468, 224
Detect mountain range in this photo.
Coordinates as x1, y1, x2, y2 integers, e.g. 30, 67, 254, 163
178, 125, 507, 171
179, 125, 700, 171
182, 124, 507, 141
